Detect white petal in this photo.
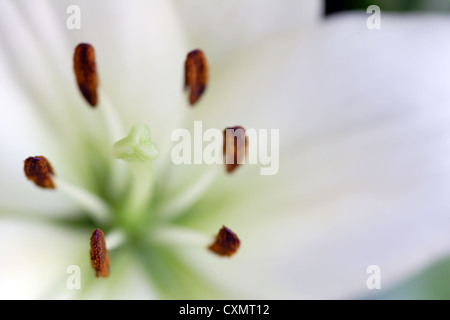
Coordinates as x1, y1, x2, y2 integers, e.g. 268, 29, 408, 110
71, 249, 159, 300
0, 217, 87, 299
174, 0, 323, 63
0, 217, 160, 299
43, 0, 190, 142
0, 0, 109, 152
0, 1, 115, 214
0, 41, 81, 217
176, 13, 450, 298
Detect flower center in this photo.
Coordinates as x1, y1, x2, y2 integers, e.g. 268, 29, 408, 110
23, 43, 244, 281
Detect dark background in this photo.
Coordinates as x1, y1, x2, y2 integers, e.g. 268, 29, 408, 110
325, 0, 449, 15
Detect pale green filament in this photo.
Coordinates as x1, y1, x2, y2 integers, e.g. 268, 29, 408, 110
149, 225, 214, 247
112, 124, 159, 162
52, 176, 111, 225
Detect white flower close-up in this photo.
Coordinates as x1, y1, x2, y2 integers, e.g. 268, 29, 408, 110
1, 0, 450, 300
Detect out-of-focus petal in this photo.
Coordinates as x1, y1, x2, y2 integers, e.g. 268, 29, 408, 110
44, 0, 190, 143
173, 0, 323, 63
0, 217, 87, 299
175, 13, 450, 298
0, 43, 82, 217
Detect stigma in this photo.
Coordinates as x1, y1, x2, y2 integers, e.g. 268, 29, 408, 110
112, 124, 159, 162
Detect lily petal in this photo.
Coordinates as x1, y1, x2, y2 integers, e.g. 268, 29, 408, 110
176, 13, 450, 298
47, 0, 191, 143
173, 0, 323, 63
0, 41, 81, 217
0, 217, 87, 299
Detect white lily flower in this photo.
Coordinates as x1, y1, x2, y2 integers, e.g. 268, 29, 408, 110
1, 0, 450, 300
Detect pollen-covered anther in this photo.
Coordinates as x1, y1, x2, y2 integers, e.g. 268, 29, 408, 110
74, 43, 98, 107
24, 156, 55, 189
90, 228, 110, 278
208, 226, 240, 257
185, 49, 208, 105
223, 126, 248, 173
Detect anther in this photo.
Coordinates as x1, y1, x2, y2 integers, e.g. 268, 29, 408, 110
90, 228, 110, 278
208, 226, 240, 257
24, 156, 55, 189
185, 49, 209, 105
223, 126, 248, 173
74, 43, 98, 107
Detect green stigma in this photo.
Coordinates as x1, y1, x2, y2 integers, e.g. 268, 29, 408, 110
112, 124, 159, 162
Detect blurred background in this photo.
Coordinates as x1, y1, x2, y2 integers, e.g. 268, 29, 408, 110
326, 0, 450, 300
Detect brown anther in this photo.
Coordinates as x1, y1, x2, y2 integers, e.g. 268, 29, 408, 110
208, 226, 240, 257
73, 43, 98, 107
24, 156, 55, 189
223, 126, 248, 173
90, 228, 110, 278
185, 49, 208, 105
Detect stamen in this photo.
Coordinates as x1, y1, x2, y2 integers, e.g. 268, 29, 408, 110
104, 229, 126, 251
24, 156, 55, 189
185, 49, 208, 105
158, 167, 220, 221
24, 156, 111, 223
97, 88, 129, 198
208, 226, 240, 257
223, 126, 248, 173
74, 43, 98, 107
52, 176, 111, 225
97, 88, 126, 143
90, 228, 110, 278
150, 226, 214, 247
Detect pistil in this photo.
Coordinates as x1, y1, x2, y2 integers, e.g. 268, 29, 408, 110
112, 124, 159, 229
